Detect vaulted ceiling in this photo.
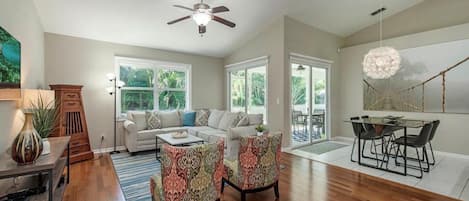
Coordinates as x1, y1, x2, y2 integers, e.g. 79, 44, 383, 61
33, 0, 423, 58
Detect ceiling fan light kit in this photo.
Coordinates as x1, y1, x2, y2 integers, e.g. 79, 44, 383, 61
168, 0, 236, 35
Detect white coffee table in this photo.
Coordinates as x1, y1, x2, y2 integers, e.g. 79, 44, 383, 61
155, 133, 204, 160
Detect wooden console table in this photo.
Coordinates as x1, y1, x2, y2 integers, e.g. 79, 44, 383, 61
0, 136, 70, 201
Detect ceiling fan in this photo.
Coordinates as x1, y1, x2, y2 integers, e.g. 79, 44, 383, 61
167, 0, 236, 35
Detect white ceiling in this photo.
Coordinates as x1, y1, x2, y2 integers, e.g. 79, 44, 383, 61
33, 0, 423, 58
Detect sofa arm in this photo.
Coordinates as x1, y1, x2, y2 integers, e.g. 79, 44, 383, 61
123, 120, 137, 135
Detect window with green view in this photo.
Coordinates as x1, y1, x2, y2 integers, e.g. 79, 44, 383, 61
117, 58, 190, 114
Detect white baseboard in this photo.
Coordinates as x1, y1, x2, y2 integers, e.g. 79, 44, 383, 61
93, 146, 127, 154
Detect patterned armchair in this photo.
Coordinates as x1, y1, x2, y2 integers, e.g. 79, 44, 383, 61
222, 133, 282, 201
150, 140, 224, 201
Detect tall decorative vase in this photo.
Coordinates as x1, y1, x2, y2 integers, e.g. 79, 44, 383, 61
11, 113, 43, 165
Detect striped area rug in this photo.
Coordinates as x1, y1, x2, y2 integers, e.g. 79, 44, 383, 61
111, 152, 161, 201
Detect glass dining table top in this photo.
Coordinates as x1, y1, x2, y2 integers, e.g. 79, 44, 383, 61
344, 116, 432, 128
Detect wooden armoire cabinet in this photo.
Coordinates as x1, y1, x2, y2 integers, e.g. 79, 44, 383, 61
50, 85, 94, 163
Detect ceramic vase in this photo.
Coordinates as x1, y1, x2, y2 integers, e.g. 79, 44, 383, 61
11, 113, 43, 165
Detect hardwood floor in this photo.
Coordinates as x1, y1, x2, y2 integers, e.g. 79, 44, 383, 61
64, 153, 460, 201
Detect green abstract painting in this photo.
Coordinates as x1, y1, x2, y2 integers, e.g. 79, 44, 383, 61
0, 26, 21, 90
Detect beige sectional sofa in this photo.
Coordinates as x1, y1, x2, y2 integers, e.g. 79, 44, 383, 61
123, 109, 263, 159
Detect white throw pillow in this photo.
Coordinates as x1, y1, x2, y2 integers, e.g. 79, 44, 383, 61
218, 112, 240, 131
127, 111, 147, 131
158, 111, 182, 128
208, 110, 225, 128
248, 114, 263, 125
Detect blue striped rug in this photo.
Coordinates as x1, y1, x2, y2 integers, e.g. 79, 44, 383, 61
111, 152, 161, 201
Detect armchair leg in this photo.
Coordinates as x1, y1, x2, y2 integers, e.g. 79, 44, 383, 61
241, 192, 246, 201
221, 179, 225, 193
274, 181, 279, 198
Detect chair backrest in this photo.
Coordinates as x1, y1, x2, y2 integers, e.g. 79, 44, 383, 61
413, 122, 433, 147
160, 140, 224, 201
428, 120, 440, 141
236, 133, 282, 190
350, 117, 364, 137
360, 115, 375, 131
292, 110, 301, 120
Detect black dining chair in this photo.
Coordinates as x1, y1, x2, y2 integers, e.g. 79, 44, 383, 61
350, 117, 383, 166
361, 115, 399, 156
388, 122, 433, 178
407, 120, 440, 165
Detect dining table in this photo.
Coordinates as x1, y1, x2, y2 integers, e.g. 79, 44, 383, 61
344, 116, 433, 177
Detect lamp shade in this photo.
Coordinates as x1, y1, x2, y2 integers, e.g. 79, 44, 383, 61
21, 89, 55, 113
363, 46, 401, 79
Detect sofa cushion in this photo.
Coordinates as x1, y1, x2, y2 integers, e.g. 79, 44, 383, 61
187, 126, 214, 136
248, 114, 263, 125
218, 112, 240, 131
197, 130, 227, 145
159, 111, 182, 128
195, 109, 210, 126
235, 112, 249, 127
183, 112, 196, 126
208, 110, 225, 128
127, 111, 147, 131
145, 111, 162, 129
137, 127, 187, 141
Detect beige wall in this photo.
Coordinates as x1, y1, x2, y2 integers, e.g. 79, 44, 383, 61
225, 16, 344, 146
338, 22, 469, 155
225, 17, 286, 144
0, 0, 45, 153
284, 17, 344, 143
345, 0, 469, 47
44, 33, 224, 150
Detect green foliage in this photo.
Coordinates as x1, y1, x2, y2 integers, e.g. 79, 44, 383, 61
250, 72, 265, 106
255, 124, 267, 132
119, 66, 154, 87
119, 67, 187, 112
314, 80, 326, 104
0, 26, 21, 85
230, 71, 245, 107
31, 95, 60, 138
292, 76, 306, 105
121, 90, 153, 113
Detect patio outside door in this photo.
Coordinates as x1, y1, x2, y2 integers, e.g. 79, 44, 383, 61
290, 59, 330, 147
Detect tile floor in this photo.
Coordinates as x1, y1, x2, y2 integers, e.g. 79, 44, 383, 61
285, 139, 469, 200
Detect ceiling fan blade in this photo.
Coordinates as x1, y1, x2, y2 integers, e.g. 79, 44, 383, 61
213, 16, 236, 28
173, 5, 194, 11
199, 25, 206, 34
211, 6, 229, 13
167, 16, 191, 25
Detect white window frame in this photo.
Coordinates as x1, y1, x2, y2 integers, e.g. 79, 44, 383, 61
225, 56, 269, 122
115, 56, 192, 115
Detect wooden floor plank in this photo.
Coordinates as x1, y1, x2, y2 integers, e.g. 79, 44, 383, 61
63, 152, 460, 201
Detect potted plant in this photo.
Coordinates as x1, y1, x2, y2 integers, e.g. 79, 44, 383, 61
31, 95, 59, 155
255, 124, 267, 136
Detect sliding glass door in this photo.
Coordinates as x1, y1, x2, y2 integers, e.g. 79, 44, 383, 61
228, 65, 267, 120
291, 61, 329, 146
